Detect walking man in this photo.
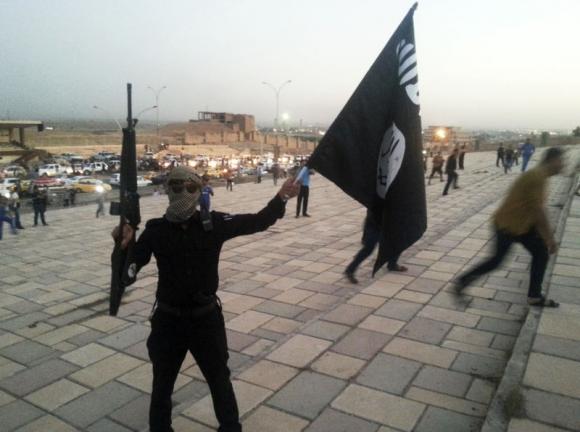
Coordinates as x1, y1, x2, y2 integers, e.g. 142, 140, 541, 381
96, 193, 106, 218
458, 144, 467, 170
428, 152, 445, 185
496, 143, 505, 167
503, 145, 515, 174
521, 138, 536, 172
112, 166, 300, 432
344, 209, 407, 283
442, 148, 459, 196
9, 184, 24, 229
200, 174, 214, 212
31, 185, 48, 226
455, 147, 565, 307
0, 194, 17, 240
225, 169, 234, 192
295, 161, 313, 217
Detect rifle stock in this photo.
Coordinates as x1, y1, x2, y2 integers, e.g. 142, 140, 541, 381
110, 83, 141, 316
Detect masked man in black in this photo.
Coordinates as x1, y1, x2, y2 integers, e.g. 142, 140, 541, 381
113, 166, 300, 432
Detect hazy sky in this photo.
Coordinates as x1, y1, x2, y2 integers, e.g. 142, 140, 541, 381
1, 0, 579, 130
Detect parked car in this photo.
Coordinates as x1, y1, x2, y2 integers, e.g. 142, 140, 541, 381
1, 165, 27, 177
38, 163, 73, 176
0, 177, 20, 192
82, 162, 109, 175
109, 174, 152, 188
73, 178, 112, 193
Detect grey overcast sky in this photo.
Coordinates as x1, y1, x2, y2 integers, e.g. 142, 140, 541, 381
1, 0, 579, 130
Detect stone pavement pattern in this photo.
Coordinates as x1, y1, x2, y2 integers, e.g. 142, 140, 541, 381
0, 150, 578, 431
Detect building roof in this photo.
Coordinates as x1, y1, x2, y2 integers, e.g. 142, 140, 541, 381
0, 120, 44, 130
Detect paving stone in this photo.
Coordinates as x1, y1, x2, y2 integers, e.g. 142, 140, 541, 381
225, 330, 259, 352
304, 408, 380, 432
0, 358, 78, 397
357, 353, 421, 395
13, 414, 78, 432
491, 333, 516, 351
254, 300, 306, 318
524, 352, 580, 399
267, 334, 331, 367
0, 332, 24, 349
54, 381, 141, 429
300, 320, 350, 341
406, 277, 446, 294
226, 310, 274, 333
86, 418, 133, 432
1, 340, 57, 365
348, 293, 387, 309
523, 388, 580, 431
98, 324, 150, 349
0, 400, 44, 432
400, 317, 452, 344
243, 406, 309, 432
413, 365, 472, 397
446, 326, 494, 347
538, 311, 580, 342
361, 281, 404, 298
60, 342, 116, 367
24, 378, 89, 411
414, 406, 483, 432
358, 315, 406, 335
0, 311, 50, 332
238, 359, 299, 391
451, 352, 506, 379
533, 334, 580, 362
331, 384, 425, 431
323, 304, 373, 325
332, 328, 392, 360
172, 379, 210, 405
466, 378, 495, 404
311, 352, 366, 379
268, 371, 346, 420
406, 386, 487, 416
508, 418, 570, 432
383, 337, 457, 368
375, 299, 422, 320
477, 316, 522, 336
182, 380, 271, 428
69, 352, 144, 388
109, 393, 150, 431
442, 340, 506, 360
419, 305, 480, 327
261, 317, 302, 334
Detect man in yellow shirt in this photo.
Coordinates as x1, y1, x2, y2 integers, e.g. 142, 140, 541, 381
456, 147, 565, 307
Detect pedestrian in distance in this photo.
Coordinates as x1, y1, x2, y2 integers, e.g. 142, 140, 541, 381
200, 174, 214, 212
295, 160, 314, 217
31, 185, 48, 226
458, 144, 467, 170
428, 152, 445, 185
96, 193, 106, 218
503, 145, 515, 174
271, 163, 280, 186
9, 184, 24, 229
521, 138, 536, 172
0, 194, 18, 240
442, 148, 459, 196
344, 209, 408, 284
496, 143, 505, 167
225, 169, 234, 192
256, 163, 263, 184
112, 166, 300, 432
455, 147, 565, 307
513, 148, 519, 166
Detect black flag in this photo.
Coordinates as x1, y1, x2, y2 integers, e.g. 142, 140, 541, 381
308, 3, 426, 274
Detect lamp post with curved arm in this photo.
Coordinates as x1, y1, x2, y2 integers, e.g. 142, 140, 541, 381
147, 86, 167, 137
262, 80, 292, 130
93, 105, 122, 131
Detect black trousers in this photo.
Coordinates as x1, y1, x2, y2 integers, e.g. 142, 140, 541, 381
147, 307, 240, 432
443, 172, 458, 194
33, 205, 47, 225
345, 222, 400, 274
296, 185, 309, 216
460, 226, 548, 299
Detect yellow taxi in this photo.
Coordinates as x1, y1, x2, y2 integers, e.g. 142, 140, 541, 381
73, 178, 112, 193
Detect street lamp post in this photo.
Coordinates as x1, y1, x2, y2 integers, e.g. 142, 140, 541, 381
147, 86, 167, 138
262, 80, 292, 130
92, 105, 122, 131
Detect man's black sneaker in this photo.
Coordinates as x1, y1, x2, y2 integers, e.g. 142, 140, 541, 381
344, 272, 358, 284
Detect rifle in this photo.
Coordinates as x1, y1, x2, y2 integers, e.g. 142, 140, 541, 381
109, 83, 141, 316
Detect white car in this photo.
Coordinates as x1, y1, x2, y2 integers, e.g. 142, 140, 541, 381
109, 174, 151, 188
1, 165, 27, 177
38, 163, 73, 176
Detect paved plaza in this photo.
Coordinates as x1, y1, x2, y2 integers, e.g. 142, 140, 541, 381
1, 150, 579, 432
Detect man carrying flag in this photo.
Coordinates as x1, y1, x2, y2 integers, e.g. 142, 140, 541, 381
307, 3, 426, 274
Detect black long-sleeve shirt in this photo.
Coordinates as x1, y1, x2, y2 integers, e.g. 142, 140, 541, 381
445, 155, 457, 174
133, 195, 286, 308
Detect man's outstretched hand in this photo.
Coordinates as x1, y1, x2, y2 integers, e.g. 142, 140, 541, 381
111, 224, 134, 250
278, 177, 301, 201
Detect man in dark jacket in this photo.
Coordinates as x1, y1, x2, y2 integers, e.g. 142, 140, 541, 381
114, 166, 299, 432
442, 148, 459, 196
496, 144, 505, 167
